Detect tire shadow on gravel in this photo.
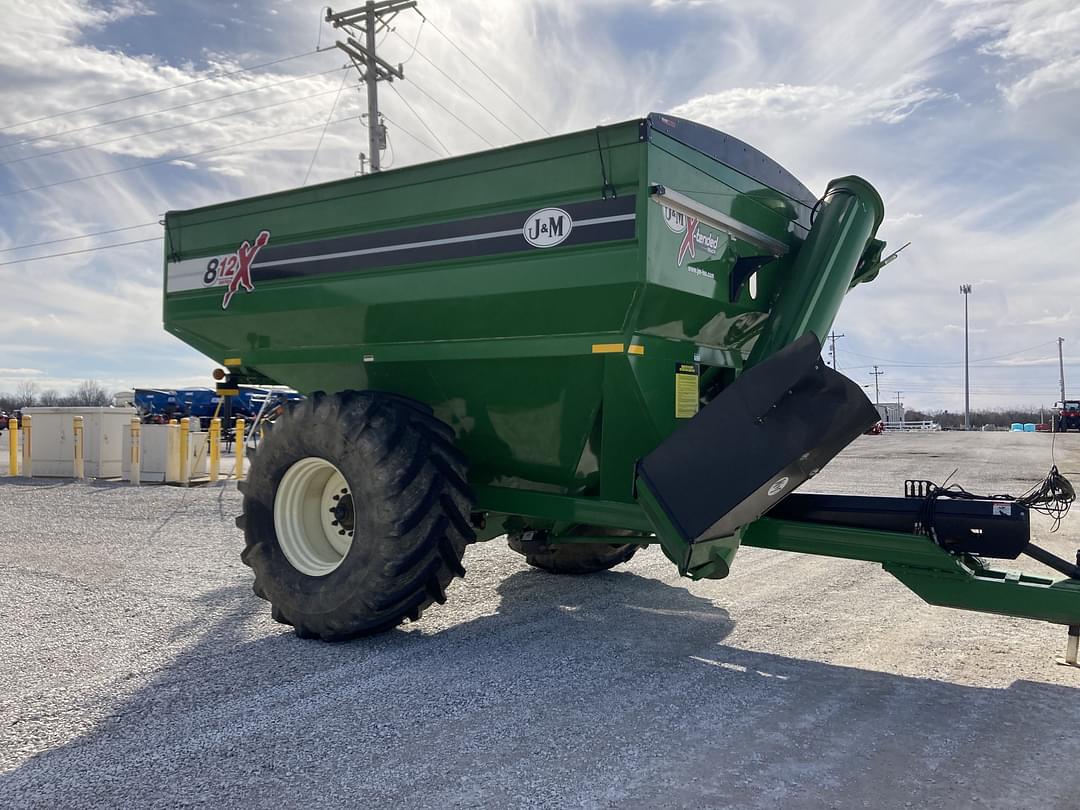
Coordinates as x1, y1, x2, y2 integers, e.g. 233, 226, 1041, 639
6, 573, 1080, 810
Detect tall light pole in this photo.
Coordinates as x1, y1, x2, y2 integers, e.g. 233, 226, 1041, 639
1059, 337, 1067, 403
960, 284, 972, 430
896, 390, 903, 428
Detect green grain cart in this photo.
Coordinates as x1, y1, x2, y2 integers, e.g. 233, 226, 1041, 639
163, 114, 1080, 647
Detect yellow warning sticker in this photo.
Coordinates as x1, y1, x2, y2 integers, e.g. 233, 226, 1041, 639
675, 363, 699, 419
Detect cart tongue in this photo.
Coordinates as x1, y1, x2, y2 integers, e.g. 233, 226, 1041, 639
636, 332, 879, 563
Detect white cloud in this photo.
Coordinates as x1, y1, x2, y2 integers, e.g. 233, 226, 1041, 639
206, 164, 245, 177
672, 79, 948, 130
885, 212, 923, 227
0, 367, 44, 376
1023, 310, 1074, 327
944, 0, 1080, 105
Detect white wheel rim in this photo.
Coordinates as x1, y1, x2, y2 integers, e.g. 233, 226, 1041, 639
274, 457, 355, 576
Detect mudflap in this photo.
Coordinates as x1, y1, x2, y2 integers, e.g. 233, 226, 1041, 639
636, 332, 879, 579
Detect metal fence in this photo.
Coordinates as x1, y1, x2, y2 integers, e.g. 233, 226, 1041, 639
883, 420, 941, 432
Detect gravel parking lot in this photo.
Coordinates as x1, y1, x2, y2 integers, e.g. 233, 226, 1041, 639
2, 432, 1080, 808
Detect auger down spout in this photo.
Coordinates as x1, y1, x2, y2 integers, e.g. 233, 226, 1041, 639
636, 333, 880, 579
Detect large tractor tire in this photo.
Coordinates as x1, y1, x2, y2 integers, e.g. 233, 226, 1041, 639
236, 390, 475, 640
508, 527, 643, 575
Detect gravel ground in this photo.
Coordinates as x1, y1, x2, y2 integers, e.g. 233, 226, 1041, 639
2, 432, 1080, 808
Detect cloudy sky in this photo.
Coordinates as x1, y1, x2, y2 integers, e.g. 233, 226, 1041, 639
1, 0, 1077, 412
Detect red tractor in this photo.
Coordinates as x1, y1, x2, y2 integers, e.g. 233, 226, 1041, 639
1055, 400, 1080, 432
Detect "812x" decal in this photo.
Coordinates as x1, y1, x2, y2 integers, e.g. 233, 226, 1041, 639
201, 230, 271, 309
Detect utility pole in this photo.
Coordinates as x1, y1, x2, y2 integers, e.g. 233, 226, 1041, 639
870, 365, 884, 408
896, 391, 904, 429
960, 284, 972, 430
1059, 337, 1067, 403
326, 1, 417, 173
826, 331, 845, 370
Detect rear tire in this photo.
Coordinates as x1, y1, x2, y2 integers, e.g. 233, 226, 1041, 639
237, 390, 475, 640
508, 527, 643, 575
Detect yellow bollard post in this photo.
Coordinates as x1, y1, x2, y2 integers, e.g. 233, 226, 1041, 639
22, 414, 31, 478
129, 418, 141, 486
165, 420, 179, 482
73, 416, 85, 480
7, 418, 17, 476
179, 417, 190, 486
234, 418, 245, 481
208, 417, 220, 482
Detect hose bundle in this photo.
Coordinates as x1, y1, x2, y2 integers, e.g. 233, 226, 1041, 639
917, 465, 1074, 535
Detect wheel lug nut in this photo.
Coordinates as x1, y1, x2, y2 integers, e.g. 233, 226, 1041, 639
332, 494, 340, 501
331, 520, 339, 526
340, 488, 347, 494
338, 529, 346, 536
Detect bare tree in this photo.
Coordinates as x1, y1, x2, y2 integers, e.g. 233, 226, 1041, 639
37, 389, 62, 406
14, 380, 38, 408
68, 379, 110, 407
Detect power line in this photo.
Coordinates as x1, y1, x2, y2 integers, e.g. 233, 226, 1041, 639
379, 112, 445, 157
911, 387, 1066, 392
0, 221, 160, 253
0, 114, 360, 199
399, 17, 426, 65
0, 83, 353, 168
843, 340, 1058, 367
385, 82, 450, 156
421, 14, 550, 136
390, 28, 525, 141
1, 63, 348, 152
0, 50, 324, 135
0, 236, 162, 267
34, 121, 447, 237
303, 70, 352, 185
402, 78, 495, 147
0, 105, 425, 253
844, 362, 1069, 371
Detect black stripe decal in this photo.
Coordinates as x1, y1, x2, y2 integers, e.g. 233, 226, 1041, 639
257, 217, 634, 281
247, 197, 636, 281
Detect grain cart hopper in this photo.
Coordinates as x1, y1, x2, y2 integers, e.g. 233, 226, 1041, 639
163, 114, 1080, 646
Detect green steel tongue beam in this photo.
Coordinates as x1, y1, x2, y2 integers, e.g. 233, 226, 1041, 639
739, 517, 1080, 626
